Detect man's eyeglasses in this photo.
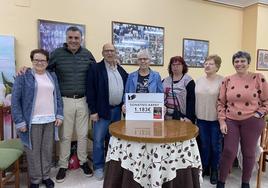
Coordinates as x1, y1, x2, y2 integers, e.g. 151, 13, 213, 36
103, 50, 115, 53
32, 59, 47, 64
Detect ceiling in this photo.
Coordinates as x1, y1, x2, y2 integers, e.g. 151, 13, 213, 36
206, 0, 268, 7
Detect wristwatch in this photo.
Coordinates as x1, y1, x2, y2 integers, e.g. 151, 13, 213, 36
256, 111, 264, 118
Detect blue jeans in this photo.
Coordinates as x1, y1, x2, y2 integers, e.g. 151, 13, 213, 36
93, 106, 121, 170
197, 119, 222, 169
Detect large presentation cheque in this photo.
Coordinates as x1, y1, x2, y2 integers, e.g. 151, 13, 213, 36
125, 93, 164, 121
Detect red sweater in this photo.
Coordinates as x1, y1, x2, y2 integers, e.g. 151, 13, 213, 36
217, 72, 268, 121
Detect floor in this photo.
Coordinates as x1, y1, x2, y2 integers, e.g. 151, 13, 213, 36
12, 165, 268, 188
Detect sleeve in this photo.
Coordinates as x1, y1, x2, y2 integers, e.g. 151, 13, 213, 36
256, 74, 268, 116
47, 51, 56, 72
88, 51, 97, 64
86, 64, 97, 114
156, 73, 164, 93
217, 78, 228, 121
185, 80, 196, 123
11, 76, 26, 129
124, 74, 132, 94
52, 73, 64, 120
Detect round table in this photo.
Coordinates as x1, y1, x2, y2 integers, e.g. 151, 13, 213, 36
104, 120, 202, 188
109, 120, 199, 143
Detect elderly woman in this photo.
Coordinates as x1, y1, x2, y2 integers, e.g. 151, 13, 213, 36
124, 50, 163, 93
11, 49, 63, 188
216, 51, 268, 188
162, 56, 195, 123
195, 55, 223, 184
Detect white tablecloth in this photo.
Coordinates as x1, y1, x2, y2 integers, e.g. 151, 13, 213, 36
106, 136, 202, 188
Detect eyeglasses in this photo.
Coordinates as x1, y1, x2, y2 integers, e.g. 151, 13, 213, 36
138, 58, 149, 61
103, 50, 115, 53
172, 63, 182, 66
32, 59, 47, 64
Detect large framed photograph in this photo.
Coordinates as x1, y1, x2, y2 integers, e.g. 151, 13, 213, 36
38, 19, 86, 53
256, 49, 268, 71
182, 38, 209, 67
112, 21, 164, 66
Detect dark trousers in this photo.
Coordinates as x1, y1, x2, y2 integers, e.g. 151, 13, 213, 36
25, 123, 54, 184
219, 117, 265, 183
197, 119, 222, 170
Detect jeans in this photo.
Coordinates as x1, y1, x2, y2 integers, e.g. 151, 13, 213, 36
197, 119, 222, 169
93, 106, 121, 170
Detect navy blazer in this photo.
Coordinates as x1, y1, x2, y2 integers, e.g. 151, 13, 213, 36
86, 59, 128, 120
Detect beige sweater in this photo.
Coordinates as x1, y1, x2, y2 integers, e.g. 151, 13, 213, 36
195, 74, 223, 121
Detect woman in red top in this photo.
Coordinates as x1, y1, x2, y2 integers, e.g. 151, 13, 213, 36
216, 51, 268, 188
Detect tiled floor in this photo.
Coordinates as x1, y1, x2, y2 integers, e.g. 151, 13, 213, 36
14, 165, 268, 188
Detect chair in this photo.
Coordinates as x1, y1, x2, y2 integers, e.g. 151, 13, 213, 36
0, 106, 15, 140
256, 116, 268, 188
0, 139, 23, 188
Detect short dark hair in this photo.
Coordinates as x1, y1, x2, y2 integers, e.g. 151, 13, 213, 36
232, 51, 251, 64
168, 56, 188, 75
30, 49, 49, 61
66, 26, 82, 36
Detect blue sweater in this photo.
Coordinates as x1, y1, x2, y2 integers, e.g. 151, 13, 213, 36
125, 69, 163, 93
11, 69, 63, 149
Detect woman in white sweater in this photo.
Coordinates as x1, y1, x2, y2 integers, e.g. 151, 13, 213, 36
195, 55, 223, 185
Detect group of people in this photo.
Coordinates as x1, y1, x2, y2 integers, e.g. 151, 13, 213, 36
10, 26, 268, 188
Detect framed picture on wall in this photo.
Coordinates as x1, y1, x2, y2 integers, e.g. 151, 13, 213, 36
256, 49, 268, 71
38, 19, 86, 53
112, 21, 164, 66
182, 38, 209, 68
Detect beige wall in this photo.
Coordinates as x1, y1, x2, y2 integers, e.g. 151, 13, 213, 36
0, 0, 245, 79
256, 4, 268, 79
242, 4, 258, 72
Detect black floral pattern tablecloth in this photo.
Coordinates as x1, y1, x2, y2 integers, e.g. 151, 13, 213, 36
106, 136, 202, 188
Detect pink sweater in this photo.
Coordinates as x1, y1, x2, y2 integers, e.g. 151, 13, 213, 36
217, 72, 268, 121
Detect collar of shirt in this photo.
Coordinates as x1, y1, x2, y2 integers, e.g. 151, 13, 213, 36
104, 60, 117, 71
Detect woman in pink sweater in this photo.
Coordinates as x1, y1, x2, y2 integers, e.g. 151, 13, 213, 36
216, 51, 268, 188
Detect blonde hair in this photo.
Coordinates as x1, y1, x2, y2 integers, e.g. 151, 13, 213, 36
205, 55, 222, 71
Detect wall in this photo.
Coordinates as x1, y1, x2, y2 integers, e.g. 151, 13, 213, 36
256, 4, 268, 79
0, 0, 243, 79
241, 4, 258, 72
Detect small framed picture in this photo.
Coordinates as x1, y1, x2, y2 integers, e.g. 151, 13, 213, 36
38, 19, 86, 53
256, 49, 268, 71
112, 21, 164, 66
182, 38, 209, 68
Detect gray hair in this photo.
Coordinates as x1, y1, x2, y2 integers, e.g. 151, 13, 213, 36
137, 50, 151, 59
66, 26, 82, 36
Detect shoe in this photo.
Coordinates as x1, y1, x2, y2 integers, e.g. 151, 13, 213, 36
56, 168, 67, 183
42, 178, 55, 188
210, 169, 218, 185
94, 168, 104, 180
30, 183, 39, 188
216, 181, 225, 188
202, 167, 210, 177
241, 182, 250, 188
80, 162, 93, 177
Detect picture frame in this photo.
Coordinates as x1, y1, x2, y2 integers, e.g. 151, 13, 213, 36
112, 21, 164, 66
256, 49, 268, 71
182, 38, 209, 68
38, 19, 86, 53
